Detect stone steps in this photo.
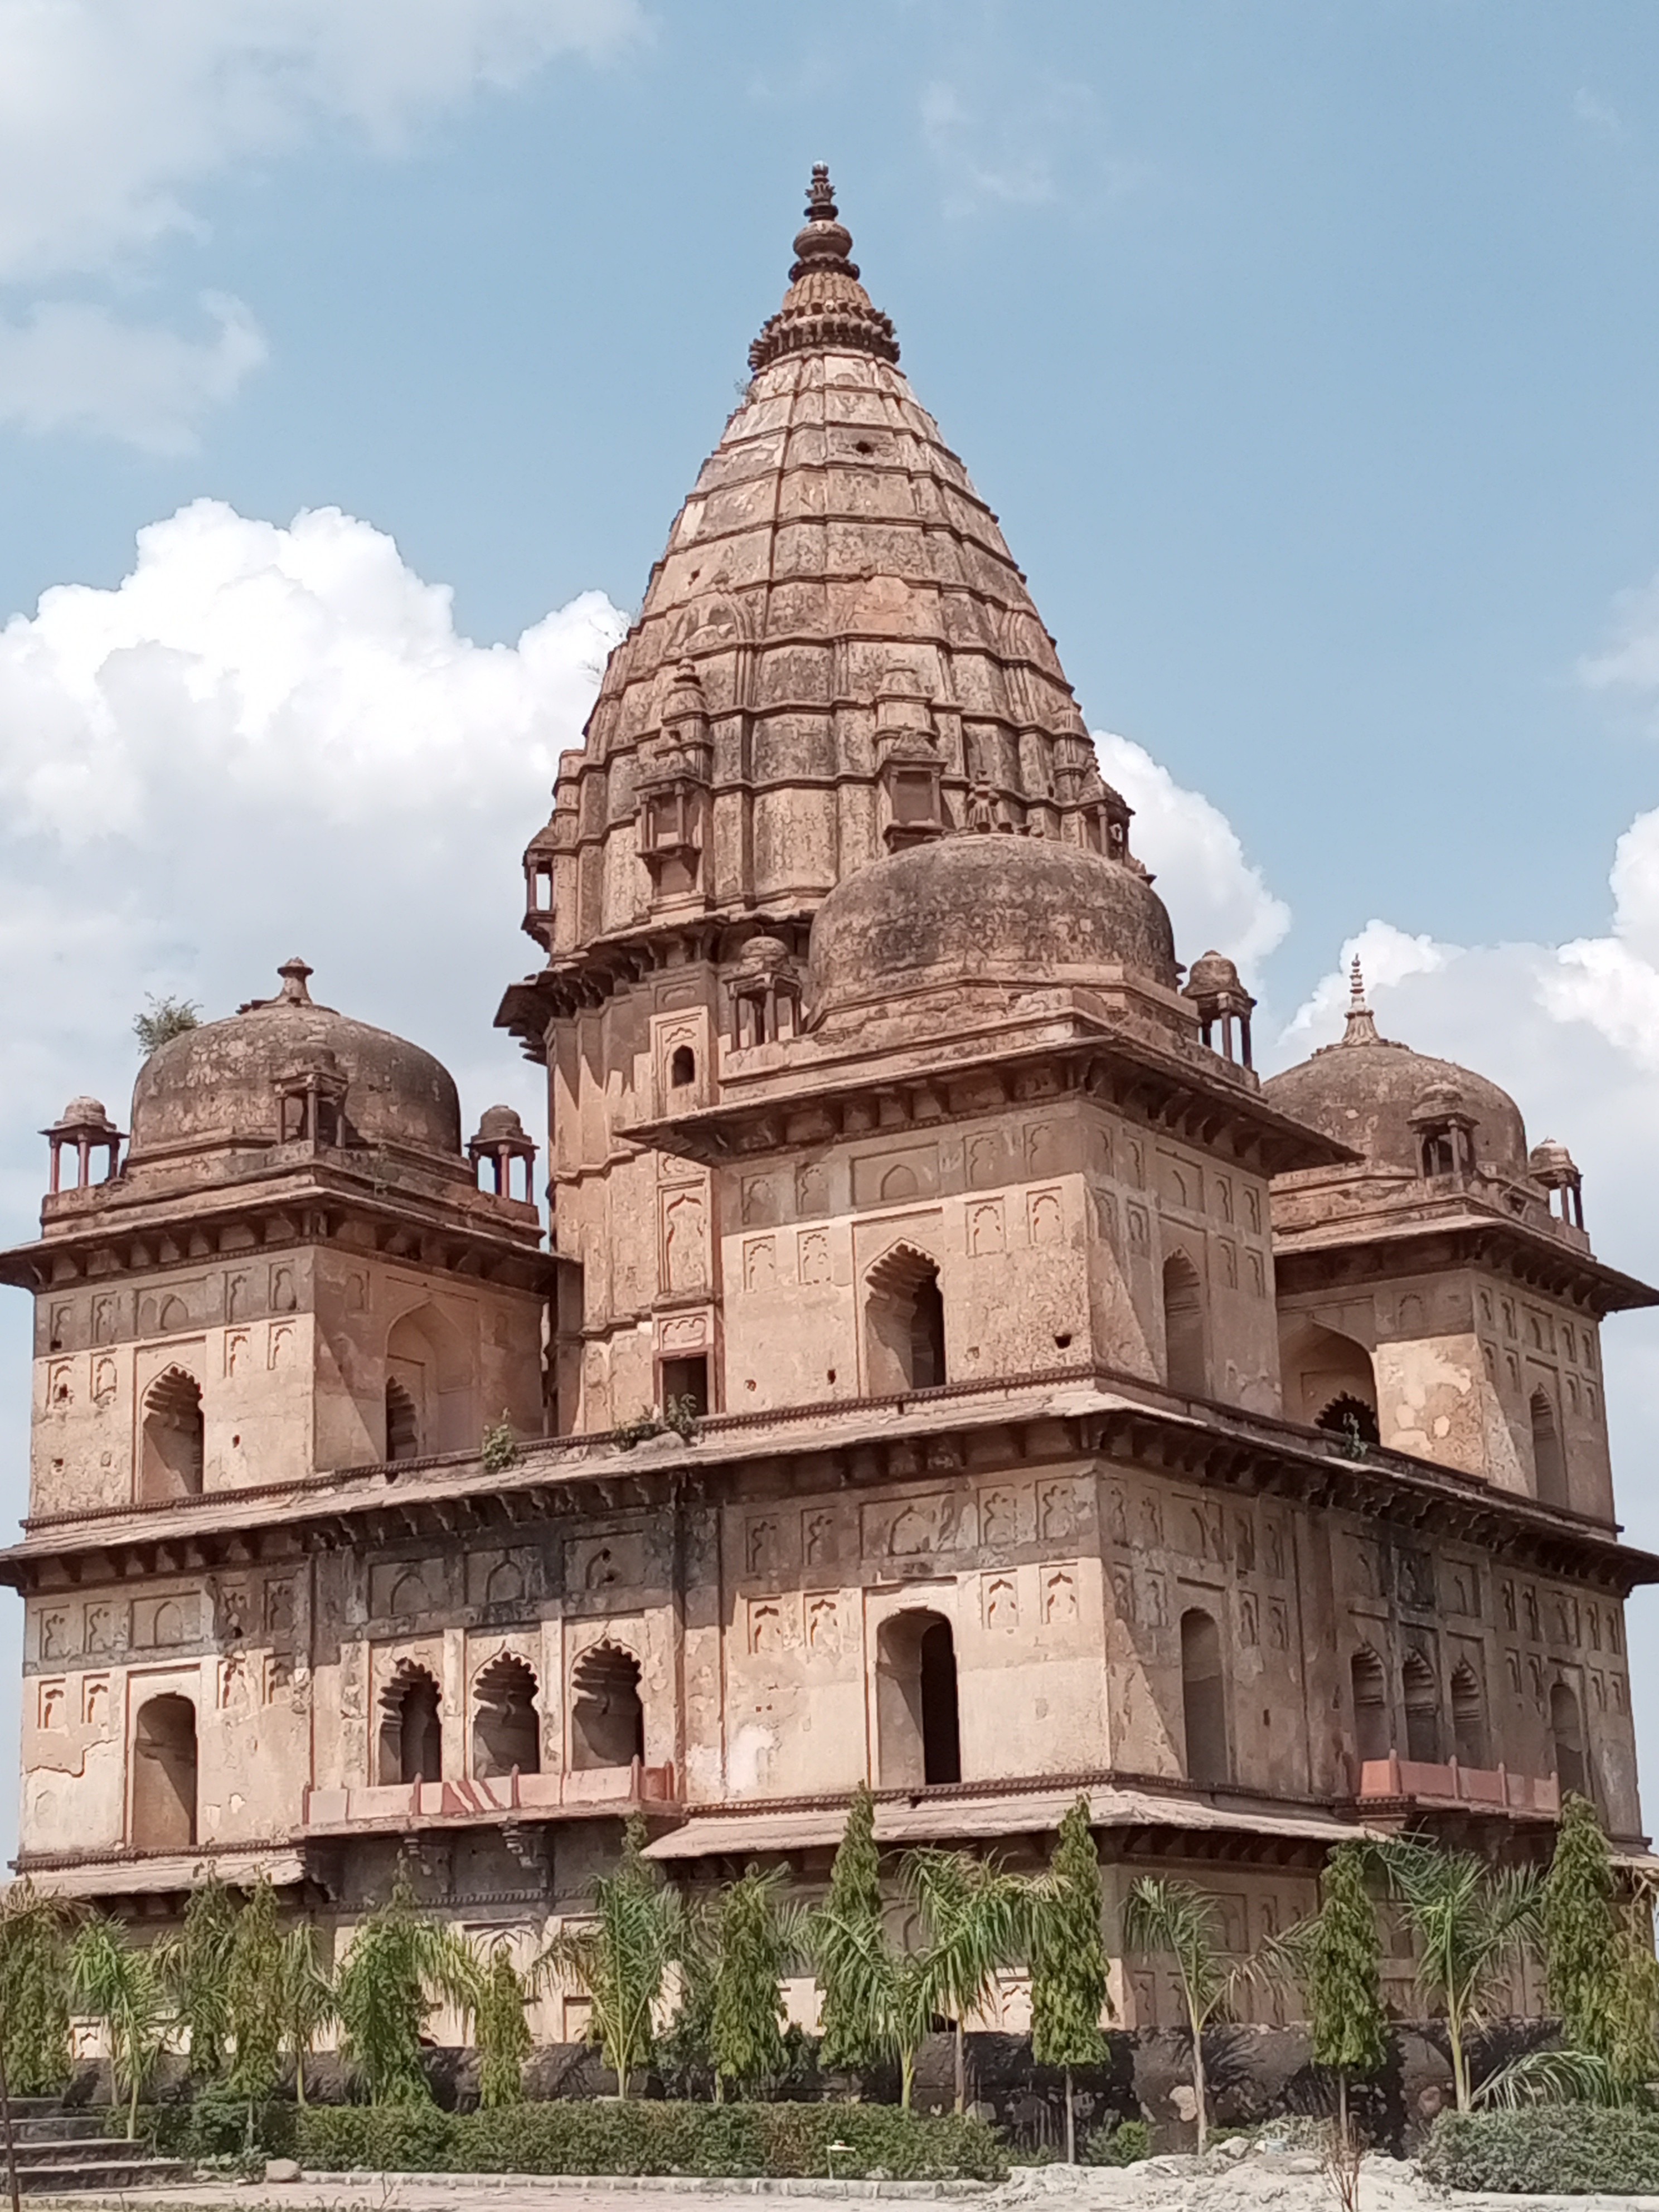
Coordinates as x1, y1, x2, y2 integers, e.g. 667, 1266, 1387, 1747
0, 2105, 189, 2193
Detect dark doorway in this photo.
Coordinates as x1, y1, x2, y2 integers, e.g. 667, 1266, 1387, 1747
379, 1665, 443, 1785
876, 1608, 962, 1787
1351, 1647, 1390, 1764
1180, 1608, 1229, 1786
1531, 1390, 1568, 1508
919, 1619, 962, 1784
1162, 1254, 1207, 1396
130, 1694, 197, 1849
385, 1377, 420, 1461
1402, 1652, 1440, 1764
1551, 1681, 1587, 1799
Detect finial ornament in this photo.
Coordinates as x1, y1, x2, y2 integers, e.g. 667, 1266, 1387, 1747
1341, 953, 1381, 1046
748, 166, 900, 373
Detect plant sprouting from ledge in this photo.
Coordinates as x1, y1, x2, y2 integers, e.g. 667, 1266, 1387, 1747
481, 1415, 517, 1473
133, 995, 201, 1052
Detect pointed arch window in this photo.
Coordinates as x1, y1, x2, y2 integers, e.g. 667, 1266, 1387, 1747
1180, 1608, 1229, 1787
1401, 1651, 1440, 1764
139, 1369, 203, 1503
472, 1655, 540, 1778
1530, 1389, 1568, 1508
378, 1663, 443, 1786
1451, 1661, 1487, 1769
1162, 1253, 1207, 1397
865, 1245, 946, 1394
1351, 1647, 1389, 1764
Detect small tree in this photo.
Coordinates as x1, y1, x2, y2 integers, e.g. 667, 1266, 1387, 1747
906, 1849, 1030, 2115
1304, 1843, 1387, 2144
473, 1943, 532, 2108
164, 1873, 239, 2083
336, 1874, 478, 2106
816, 1784, 884, 2077
133, 995, 201, 1052
275, 1927, 335, 2106
1122, 1877, 1229, 2151
539, 1813, 678, 2098
227, 1878, 283, 2137
710, 1865, 796, 2101
0, 1883, 74, 2097
1377, 1840, 1540, 2112
69, 1919, 170, 2137
1544, 1794, 1619, 2063
1604, 1891, 1659, 2098
1030, 1798, 1110, 2162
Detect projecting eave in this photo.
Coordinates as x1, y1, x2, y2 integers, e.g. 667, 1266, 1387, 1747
2, 1359, 1652, 1600
629, 1010, 1356, 1181
1273, 1205, 1659, 1317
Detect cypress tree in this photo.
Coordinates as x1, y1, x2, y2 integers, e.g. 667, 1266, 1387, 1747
1030, 1798, 1110, 2162
710, 1866, 793, 2099
228, 1877, 283, 2128
475, 1944, 532, 2108
174, 1874, 239, 2082
817, 1784, 884, 2075
1306, 1843, 1387, 2141
1544, 1793, 1618, 2060
0, 1883, 72, 2097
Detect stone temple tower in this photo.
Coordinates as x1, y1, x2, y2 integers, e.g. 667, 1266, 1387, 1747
0, 175, 1653, 2039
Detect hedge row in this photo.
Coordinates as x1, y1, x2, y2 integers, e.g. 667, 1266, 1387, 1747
1421, 2106, 1659, 2194
294, 2103, 1008, 2180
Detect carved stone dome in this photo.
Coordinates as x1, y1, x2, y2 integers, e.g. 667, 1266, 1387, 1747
808, 833, 1179, 1022
129, 959, 462, 1163
1264, 964, 1527, 1176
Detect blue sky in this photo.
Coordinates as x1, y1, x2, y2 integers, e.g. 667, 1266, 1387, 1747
7, 0, 1659, 1844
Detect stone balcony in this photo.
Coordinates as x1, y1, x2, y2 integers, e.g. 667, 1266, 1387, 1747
300, 1759, 678, 1839
1354, 1753, 1560, 1819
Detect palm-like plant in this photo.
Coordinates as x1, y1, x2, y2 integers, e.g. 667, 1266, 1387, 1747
69, 1919, 171, 2137
275, 1927, 336, 2107
710, 1865, 803, 2101
1122, 1877, 1230, 2151
226, 1878, 283, 2140
537, 1813, 680, 2099
335, 1875, 478, 2106
159, 1874, 238, 2083
1375, 1839, 1540, 2112
904, 1850, 1030, 2115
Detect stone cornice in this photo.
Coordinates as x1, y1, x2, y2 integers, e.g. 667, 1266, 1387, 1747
0, 1166, 554, 1298
2, 1363, 1649, 1599
1273, 1209, 1657, 1316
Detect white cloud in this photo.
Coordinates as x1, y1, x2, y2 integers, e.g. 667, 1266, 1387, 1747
0, 294, 265, 453
1279, 919, 1449, 1046
0, 499, 623, 1231
0, 0, 641, 447
1093, 730, 1291, 982
0, 0, 642, 284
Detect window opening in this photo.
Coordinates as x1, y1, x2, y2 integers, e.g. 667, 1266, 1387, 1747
1162, 1252, 1207, 1397
1550, 1681, 1587, 1800
660, 1354, 709, 1417
1351, 1647, 1389, 1764
139, 1369, 203, 1504
385, 1377, 420, 1462
1402, 1651, 1440, 1764
669, 1045, 696, 1088
1180, 1608, 1229, 1787
1451, 1661, 1487, 1769
570, 1643, 644, 1770
875, 1609, 961, 1787
130, 1694, 197, 1849
1316, 1393, 1380, 1447
378, 1664, 443, 1786
473, 1654, 540, 1778
865, 1245, 947, 1394
1530, 1389, 1568, 1508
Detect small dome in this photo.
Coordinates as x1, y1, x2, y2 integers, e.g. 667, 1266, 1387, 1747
1186, 951, 1241, 996
473, 1104, 531, 1144
60, 1097, 114, 1129
1530, 1138, 1579, 1181
130, 959, 462, 1163
808, 833, 1179, 1022
1264, 964, 1527, 1176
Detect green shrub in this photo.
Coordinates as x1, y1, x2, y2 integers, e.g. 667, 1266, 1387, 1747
295, 2100, 1007, 2180
129, 2096, 297, 2162
1084, 2117, 1150, 2166
1422, 2104, 1659, 2194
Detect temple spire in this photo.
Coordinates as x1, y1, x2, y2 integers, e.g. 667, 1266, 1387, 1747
1342, 954, 1381, 1046
749, 166, 900, 373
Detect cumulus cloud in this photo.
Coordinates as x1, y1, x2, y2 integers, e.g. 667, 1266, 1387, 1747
1093, 730, 1291, 982
0, 0, 641, 445
0, 498, 623, 1245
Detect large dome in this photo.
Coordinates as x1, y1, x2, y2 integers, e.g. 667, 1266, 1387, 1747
808, 833, 1179, 1022
129, 959, 462, 1164
1264, 966, 1527, 1176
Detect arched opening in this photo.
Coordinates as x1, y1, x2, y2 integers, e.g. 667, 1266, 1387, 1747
377, 1663, 443, 1786
876, 1609, 962, 1788
130, 1694, 197, 1849
1531, 1389, 1568, 1508
139, 1369, 203, 1504
1402, 1651, 1441, 1764
1316, 1393, 1380, 1447
1279, 1318, 1378, 1435
1451, 1661, 1487, 1769
1180, 1608, 1229, 1787
1551, 1681, 1587, 1799
570, 1643, 644, 1770
865, 1245, 947, 1394
472, 1654, 540, 1778
1162, 1253, 1207, 1396
1420, 1128, 1458, 1178
1351, 1646, 1390, 1764
669, 1045, 696, 1089
385, 1304, 476, 1459
385, 1377, 419, 1462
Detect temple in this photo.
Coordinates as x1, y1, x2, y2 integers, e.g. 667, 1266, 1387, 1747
1, 171, 1652, 2032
